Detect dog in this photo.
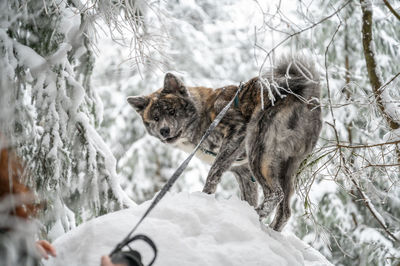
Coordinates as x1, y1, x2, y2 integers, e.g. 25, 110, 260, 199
127, 57, 322, 231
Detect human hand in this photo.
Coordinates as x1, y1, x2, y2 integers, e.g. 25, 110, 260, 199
100, 255, 127, 266
36, 240, 56, 260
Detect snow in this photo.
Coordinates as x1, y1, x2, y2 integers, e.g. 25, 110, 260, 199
357, 227, 394, 250
44, 192, 332, 266
13, 41, 47, 74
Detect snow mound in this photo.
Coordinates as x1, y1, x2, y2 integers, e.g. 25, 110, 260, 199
44, 192, 332, 266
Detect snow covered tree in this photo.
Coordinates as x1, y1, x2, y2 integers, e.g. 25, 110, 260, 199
0, 0, 153, 237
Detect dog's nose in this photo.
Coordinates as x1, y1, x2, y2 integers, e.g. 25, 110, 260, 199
160, 127, 170, 137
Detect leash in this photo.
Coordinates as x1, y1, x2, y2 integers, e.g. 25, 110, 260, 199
109, 83, 243, 265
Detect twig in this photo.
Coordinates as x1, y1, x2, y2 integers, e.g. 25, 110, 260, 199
364, 163, 400, 168
378, 71, 400, 93
336, 140, 400, 149
325, 14, 343, 131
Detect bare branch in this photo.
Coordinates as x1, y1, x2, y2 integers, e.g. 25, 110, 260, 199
364, 163, 400, 168
379, 71, 400, 93
336, 140, 400, 149
324, 15, 342, 131
382, 0, 400, 21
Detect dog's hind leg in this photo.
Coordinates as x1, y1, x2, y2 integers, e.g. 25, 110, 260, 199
246, 107, 285, 220
250, 157, 284, 220
269, 157, 300, 231
230, 166, 258, 207
247, 132, 284, 218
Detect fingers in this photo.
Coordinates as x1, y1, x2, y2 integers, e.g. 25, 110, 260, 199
101, 255, 113, 266
101, 255, 127, 266
36, 243, 49, 259
36, 240, 57, 259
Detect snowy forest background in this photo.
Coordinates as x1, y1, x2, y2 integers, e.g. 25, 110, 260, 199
1, 0, 400, 265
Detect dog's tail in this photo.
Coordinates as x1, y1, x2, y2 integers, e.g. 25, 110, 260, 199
262, 56, 320, 101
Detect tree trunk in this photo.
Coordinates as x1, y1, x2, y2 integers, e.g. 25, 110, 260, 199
360, 0, 400, 165
360, 0, 400, 130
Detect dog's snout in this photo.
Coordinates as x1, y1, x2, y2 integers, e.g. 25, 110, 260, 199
160, 127, 170, 137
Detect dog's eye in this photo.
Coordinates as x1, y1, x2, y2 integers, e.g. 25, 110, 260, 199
169, 109, 175, 116
154, 116, 159, 122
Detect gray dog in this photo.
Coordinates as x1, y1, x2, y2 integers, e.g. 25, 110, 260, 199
128, 57, 322, 231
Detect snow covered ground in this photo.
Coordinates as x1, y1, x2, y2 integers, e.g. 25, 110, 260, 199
44, 192, 332, 266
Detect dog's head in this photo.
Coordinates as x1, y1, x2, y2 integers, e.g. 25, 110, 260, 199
127, 73, 197, 144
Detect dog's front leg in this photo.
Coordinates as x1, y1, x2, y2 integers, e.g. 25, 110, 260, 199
202, 130, 245, 194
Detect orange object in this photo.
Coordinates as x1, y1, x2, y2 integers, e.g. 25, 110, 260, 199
0, 144, 37, 219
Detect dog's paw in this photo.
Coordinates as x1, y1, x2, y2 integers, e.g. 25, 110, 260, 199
202, 184, 216, 194
255, 205, 269, 219
255, 201, 275, 219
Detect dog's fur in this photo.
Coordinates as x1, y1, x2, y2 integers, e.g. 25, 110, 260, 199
127, 57, 322, 231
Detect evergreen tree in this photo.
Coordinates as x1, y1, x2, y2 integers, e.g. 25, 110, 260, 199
0, 0, 146, 237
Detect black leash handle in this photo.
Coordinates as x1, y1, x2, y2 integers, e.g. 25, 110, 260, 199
111, 234, 157, 266
110, 83, 243, 259
127, 235, 157, 265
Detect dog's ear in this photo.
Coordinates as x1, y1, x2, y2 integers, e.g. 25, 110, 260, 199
127, 96, 150, 113
162, 73, 188, 97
